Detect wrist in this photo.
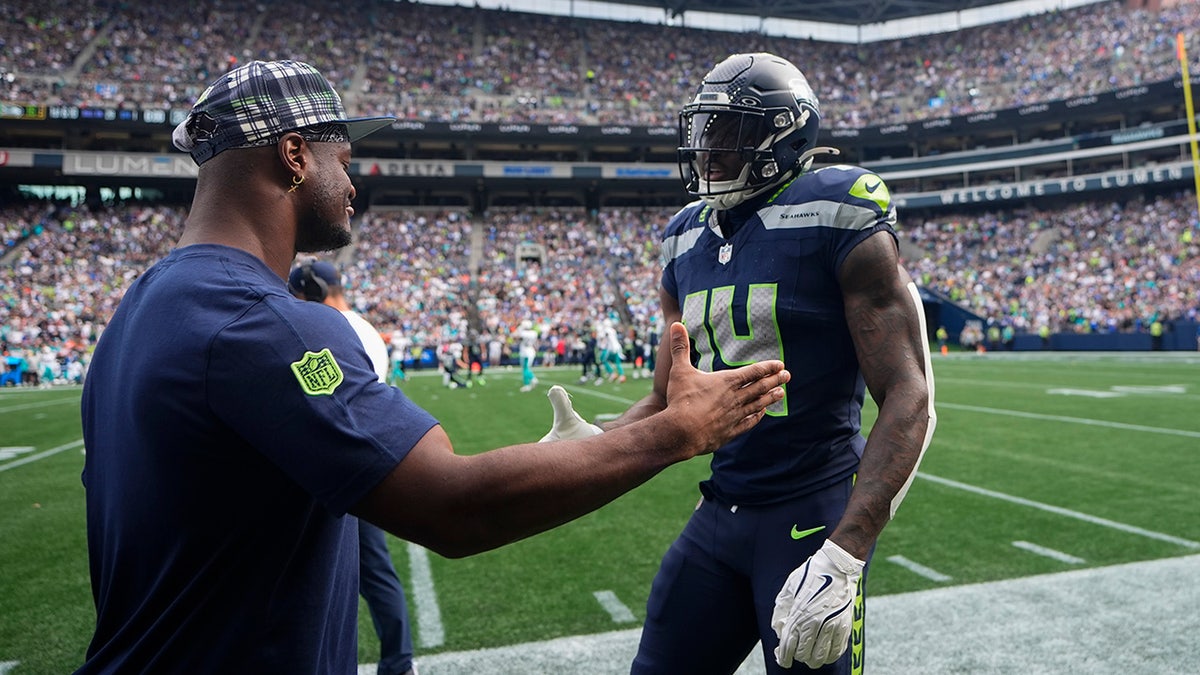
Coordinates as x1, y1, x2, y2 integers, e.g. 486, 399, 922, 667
647, 411, 697, 462
821, 539, 865, 574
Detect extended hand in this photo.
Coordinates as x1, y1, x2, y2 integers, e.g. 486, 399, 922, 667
661, 322, 788, 456
539, 385, 603, 442
771, 539, 864, 669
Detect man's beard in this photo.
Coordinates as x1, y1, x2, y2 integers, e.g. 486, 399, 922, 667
295, 185, 353, 253
295, 220, 351, 253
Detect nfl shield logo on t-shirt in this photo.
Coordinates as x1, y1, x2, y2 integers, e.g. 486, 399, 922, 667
291, 348, 344, 395
718, 243, 732, 265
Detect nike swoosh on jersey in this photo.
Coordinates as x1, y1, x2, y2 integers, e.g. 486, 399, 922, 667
790, 524, 827, 540
865, 181, 881, 193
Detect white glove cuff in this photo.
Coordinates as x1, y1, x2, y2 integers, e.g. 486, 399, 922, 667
821, 539, 865, 575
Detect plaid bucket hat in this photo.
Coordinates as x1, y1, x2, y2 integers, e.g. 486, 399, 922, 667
172, 60, 394, 165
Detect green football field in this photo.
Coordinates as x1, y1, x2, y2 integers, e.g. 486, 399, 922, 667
2, 352, 1198, 673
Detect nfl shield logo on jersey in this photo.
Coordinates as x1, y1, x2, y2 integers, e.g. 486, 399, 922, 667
718, 243, 733, 265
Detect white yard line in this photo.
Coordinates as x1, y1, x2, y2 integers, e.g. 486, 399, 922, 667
592, 590, 636, 623
567, 384, 1200, 439
937, 402, 1200, 438
1045, 388, 1124, 398
0, 446, 35, 460
0, 439, 84, 473
0, 397, 80, 415
406, 542, 445, 649
558, 386, 640, 406
918, 473, 1200, 549
886, 555, 953, 582
1012, 540, 1085, 564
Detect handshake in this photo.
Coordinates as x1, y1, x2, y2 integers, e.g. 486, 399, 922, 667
538, 385, 604, 442
537, 384, 863, 671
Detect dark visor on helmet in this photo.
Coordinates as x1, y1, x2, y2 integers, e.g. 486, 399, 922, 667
683, 110, 766, 159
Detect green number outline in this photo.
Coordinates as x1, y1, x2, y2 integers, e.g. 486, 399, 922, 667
681, 284, 787, 416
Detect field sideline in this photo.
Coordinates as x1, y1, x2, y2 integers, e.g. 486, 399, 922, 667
2, 352, 1198, 673
389, 552, 1200, 674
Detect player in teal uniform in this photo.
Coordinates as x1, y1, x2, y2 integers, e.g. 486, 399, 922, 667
615, 53, 938, 674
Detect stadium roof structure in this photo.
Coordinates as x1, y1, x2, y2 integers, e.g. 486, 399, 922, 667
618, 0, 1020, 26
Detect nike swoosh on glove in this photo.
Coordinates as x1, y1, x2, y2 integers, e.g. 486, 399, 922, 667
538, 385, 603, 442
771, 539, 864, 669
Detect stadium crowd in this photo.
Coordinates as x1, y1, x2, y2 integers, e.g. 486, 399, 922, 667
904, 191, 1200, 334
2, 0, 1199, 128
0, 201, 180, 385
2, 190, 1197, 385
3, 0, 1200, 385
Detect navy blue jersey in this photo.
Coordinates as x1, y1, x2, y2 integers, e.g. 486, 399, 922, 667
660, 165, 897, 505
78, 244, 438, 674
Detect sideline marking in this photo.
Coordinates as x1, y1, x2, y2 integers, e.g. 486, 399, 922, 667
566, 387, 640, 406
573, 385, 1200, 438
1046, 384, 1188, 398
0, 397, 79, 415
1111, 384, 1187, 394
1012, 540, 1085, 564
0, 661, 19, 675
592, 590, 636, 623
0, 446, 35, 460
919, 473, 1200, 549
886, 555, 952, 582
938, 402, 1200, 439
397, 555, 1200, 674
0, 439, 84, 473
406, 542, 445, 648
1045, 388, 1123, 398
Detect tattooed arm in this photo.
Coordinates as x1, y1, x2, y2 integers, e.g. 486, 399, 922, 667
828, 231, 935, 561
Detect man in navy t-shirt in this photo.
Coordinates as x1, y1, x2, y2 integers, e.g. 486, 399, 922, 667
76, 59, 789, 674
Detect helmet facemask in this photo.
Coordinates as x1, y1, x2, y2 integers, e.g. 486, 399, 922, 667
677, 53, 823, 210
679, 104, 810, 210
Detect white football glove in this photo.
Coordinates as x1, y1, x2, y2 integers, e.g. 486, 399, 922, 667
538, 385, 603, 442
771, 539, 864, 670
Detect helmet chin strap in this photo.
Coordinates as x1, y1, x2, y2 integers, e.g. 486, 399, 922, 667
797, 146, 841, 174
701, 192, 749, 210
700, 156, 794, 210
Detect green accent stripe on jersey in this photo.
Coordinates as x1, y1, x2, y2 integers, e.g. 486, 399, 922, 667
765, 175, 800, 204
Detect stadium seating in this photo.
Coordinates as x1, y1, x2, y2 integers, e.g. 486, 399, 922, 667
1, 0, 1198, 366
2, 0, 1197, 128
2, 191, 1196, 367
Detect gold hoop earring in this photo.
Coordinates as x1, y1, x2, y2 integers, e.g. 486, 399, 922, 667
288, 175, 305, 193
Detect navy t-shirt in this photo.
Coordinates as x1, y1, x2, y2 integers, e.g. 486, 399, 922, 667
660, 165, 898, 505
77, 244, 438, 673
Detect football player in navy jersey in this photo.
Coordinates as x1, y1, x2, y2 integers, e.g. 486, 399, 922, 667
612, 53, 938, 674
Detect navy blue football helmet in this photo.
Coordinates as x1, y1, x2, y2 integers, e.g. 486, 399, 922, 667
678, 53, 823, 209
